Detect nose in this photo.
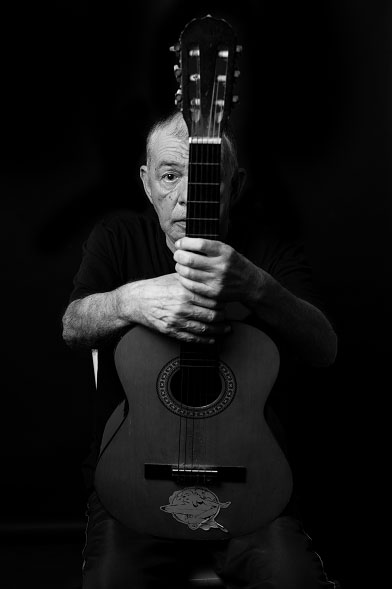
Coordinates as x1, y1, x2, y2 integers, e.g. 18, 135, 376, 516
177, 178, 188, 207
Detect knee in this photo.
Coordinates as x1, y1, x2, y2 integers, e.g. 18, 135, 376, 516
226, 517, 336, 589
270, 546, 331, 589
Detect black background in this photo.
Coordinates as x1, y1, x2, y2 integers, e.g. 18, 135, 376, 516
1, 1, 389, 587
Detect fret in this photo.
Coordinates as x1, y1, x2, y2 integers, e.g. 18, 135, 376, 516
187, 203, 220, 221
189, 162, 220, 166
186, 233, 220, 238
186, 217, 219, 221
188, 181, 220, 186
187, 219, 219, 225
188, 185, 220, 200
187, 200, 220, 203
189, 167, 220, 180
189, 158, 220, 184
189, 144, 221, 167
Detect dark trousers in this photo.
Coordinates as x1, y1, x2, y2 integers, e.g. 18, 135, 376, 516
82, 491, 340, 589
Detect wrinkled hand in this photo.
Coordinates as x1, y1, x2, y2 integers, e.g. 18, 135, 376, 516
135, 272, 229, 344
173, 237, 263, 305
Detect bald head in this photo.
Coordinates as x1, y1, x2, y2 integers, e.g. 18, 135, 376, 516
145, 111, 239, 182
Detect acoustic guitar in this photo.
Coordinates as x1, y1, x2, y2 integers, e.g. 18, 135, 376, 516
94, 15, 292, 540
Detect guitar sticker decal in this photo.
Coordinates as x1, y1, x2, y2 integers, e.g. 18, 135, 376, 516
160, 487, 231, 532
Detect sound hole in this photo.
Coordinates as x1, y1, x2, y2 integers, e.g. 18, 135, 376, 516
169, 367, 222, 409
156, 357, 236, 418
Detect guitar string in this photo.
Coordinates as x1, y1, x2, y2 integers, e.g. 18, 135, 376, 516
198, 51, 223, 487
179, 47, 202, 482
208, 52, 223, 487
178, 44, 228, 485
203, 49, 228, 486
190, 50, 202, 480
203, 65, 215, 487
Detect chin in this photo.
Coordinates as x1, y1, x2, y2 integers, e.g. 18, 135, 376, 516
173, 225, 186, 240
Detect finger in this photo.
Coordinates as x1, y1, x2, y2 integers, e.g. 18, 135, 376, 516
173, 249, 214, 270
175, 302, 224, 323
175, 262, 211, 282
187, 320, 227, 335
193, 307, 225, 324
178, 275, 218, 299
174, 331, 216, 345
175, 237, 223, 256
180, 287, 223, 310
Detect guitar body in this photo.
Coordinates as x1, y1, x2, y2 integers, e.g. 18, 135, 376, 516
94, 321, 293, 539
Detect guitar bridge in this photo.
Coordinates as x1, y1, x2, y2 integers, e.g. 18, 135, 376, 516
144, 464, 246, 485
172, 467, 218, 485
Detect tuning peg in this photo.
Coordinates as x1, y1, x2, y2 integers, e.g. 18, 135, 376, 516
232, 95, 239, 105
174, 89, 182, 105
234, 70, 241, 78
169, 43, 180, 53
236, 45, 243, 53
173, 65, 182, 80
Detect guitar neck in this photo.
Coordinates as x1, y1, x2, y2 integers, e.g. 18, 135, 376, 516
186, 138, 221, 240
181, 137, 222, 365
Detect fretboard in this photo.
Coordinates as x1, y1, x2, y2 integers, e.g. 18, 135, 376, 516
181, 137, 222, 370
186, 138, 221, 240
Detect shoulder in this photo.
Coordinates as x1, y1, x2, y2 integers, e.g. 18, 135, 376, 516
230, 212, 303, 270
230, 207, 324, 306
95, 207, 159, 237
87, 207, 160, 250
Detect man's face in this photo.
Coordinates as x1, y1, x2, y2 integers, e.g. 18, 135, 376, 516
140, 117, 233, 252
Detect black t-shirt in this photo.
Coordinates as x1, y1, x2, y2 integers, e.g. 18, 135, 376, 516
70, 206, 322, 497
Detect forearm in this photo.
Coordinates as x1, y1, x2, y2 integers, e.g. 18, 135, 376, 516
62, 282, 142, 349
244, 267, 337, 367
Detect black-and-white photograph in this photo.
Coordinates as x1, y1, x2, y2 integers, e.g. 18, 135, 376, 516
1, 1, 388, 587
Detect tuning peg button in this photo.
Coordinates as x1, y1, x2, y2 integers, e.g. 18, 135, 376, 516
232, 95, 239, 104
169, 43, 180, 52
173, 65, 182, 80
236, 45, 243, 53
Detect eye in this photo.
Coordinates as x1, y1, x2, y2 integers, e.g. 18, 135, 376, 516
162, 173, 179, 183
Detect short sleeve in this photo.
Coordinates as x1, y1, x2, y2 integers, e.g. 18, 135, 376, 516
267, 240, 324, 309
238, 221, 326, 312
69, 219, 124, 302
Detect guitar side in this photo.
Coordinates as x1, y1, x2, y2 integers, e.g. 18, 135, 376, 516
94, 321, 293, 540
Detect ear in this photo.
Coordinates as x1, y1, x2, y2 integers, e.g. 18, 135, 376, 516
140, 165, 153, 204
230, 167, 247, 207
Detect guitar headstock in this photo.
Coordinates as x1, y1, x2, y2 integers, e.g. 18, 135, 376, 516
170, 15, 242, 140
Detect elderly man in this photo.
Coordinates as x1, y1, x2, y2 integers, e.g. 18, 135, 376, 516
63, 110, 338, 588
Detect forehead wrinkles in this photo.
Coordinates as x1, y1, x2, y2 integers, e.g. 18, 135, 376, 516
151, 132, 189, 169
